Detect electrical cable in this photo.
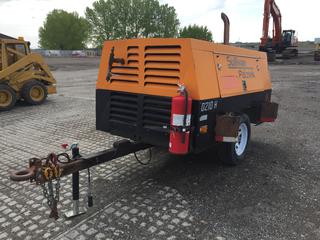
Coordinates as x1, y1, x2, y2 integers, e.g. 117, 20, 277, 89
56, 152, 72, 163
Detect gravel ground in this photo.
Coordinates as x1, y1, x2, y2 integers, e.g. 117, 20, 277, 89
0, 57, 319, 240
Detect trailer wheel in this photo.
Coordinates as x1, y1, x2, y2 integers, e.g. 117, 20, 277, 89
22, 80, 48, 105
0, 84, 17, 111
217, 114, 251, 166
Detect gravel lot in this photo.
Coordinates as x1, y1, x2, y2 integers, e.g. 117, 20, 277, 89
0, 57, 319, 240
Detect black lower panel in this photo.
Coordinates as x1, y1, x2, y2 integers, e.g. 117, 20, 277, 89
216, 90, 271, 113
96, 89, 272, 152
96, 90, 171, 147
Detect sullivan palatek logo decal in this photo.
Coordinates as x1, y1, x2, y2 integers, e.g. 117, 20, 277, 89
227, 56, 253, 70
225, 56, 256, 79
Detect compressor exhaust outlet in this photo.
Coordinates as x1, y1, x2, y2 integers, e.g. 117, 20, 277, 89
221, 12, 230, 45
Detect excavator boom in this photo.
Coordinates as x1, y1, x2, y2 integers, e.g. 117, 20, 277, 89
270, 0, 282, 45
260, 0, 282, 49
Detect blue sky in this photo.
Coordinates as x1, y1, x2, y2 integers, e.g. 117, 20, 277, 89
0, 0, 318, 48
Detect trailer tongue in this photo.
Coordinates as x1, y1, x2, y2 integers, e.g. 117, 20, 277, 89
10, 140, 151, 219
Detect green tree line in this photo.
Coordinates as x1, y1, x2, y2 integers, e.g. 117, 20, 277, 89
39, 0, 213, 50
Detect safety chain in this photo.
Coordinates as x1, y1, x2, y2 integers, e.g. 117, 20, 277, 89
36, 153, 62, 220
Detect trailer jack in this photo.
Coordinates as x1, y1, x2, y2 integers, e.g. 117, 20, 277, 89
10, 140, 151, 219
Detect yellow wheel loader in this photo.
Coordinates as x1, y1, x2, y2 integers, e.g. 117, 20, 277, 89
0, 35, 56, 111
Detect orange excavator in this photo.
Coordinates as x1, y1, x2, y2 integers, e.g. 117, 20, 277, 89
259, 0, 298, 61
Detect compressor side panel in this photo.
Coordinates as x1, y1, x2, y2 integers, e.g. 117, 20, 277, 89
214, 53, 271, 98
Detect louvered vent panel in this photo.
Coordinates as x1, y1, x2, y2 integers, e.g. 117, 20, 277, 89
143, 95, 171, 130
110, 46, 139, 84
110, 92, 138, 125
144, 45, 181, 88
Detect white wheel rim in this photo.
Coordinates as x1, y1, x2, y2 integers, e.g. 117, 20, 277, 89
235, 123, 248, 156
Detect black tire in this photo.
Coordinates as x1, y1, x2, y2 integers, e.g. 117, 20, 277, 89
217, 114, 251, 166
21, 80, 48, 105
0, 84, 17, 111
